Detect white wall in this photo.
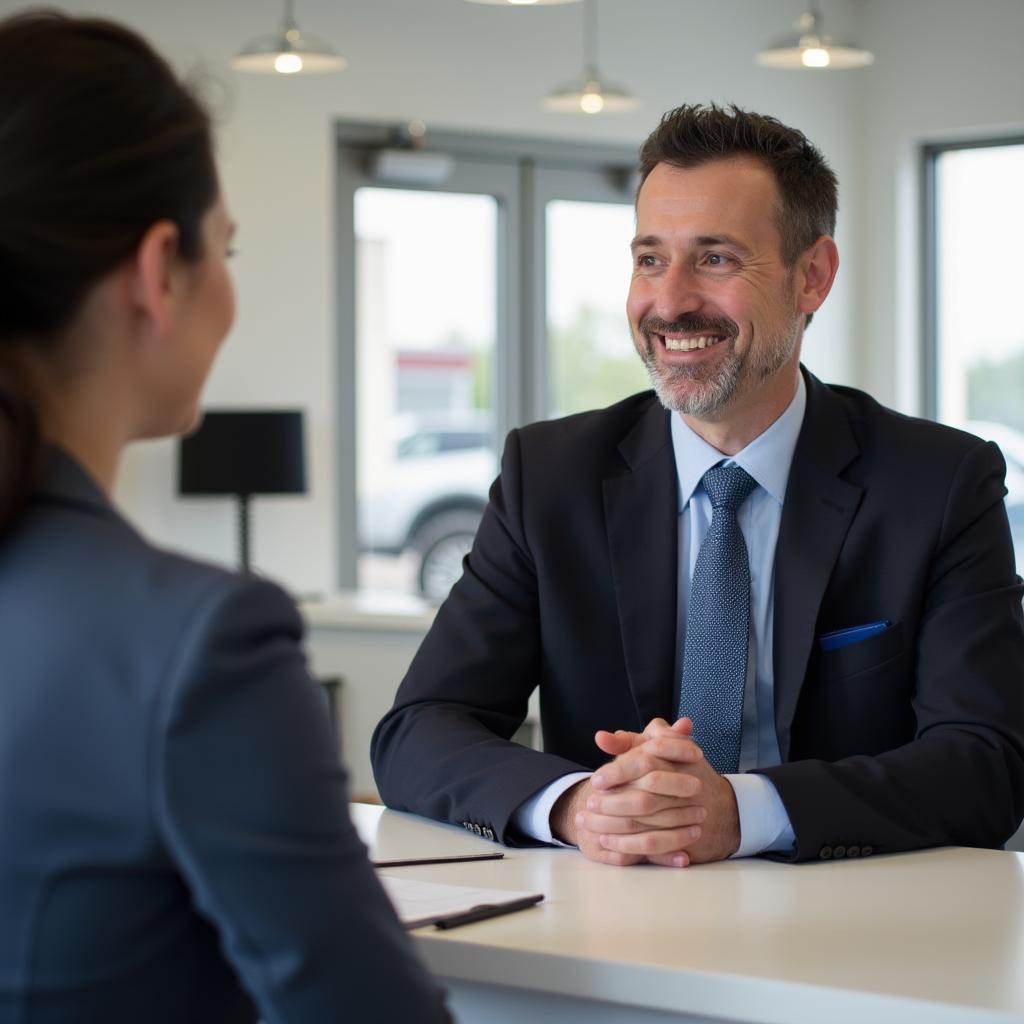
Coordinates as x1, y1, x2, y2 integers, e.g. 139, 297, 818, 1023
6, 0, 1016, 595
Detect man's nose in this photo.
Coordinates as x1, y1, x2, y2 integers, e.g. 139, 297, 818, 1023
652, 262, 704, 320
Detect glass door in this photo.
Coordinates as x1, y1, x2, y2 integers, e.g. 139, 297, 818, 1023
354, 187, 500, 599
336, 144, 520, 600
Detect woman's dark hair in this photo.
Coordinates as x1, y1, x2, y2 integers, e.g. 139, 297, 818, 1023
0, 11, 217, 533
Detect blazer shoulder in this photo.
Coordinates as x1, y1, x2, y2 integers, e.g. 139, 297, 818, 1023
126, 540, 302, 648
820, 380, 1000, 465
14, 493, 299, 655
514, 390, 665, 464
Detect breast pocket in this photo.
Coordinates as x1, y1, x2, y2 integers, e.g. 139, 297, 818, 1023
794, 622, 913, 759
818, 620, 906, 680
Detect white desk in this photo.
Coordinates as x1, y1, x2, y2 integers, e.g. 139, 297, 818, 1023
353, 804, 1024, 1024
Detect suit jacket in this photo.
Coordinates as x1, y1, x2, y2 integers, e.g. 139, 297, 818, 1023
0, 449, 448, 1023
372, 369, 1024, 862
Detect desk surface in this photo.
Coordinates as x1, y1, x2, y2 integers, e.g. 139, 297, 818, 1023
353, 804, 1024, 1024
301, 591, 435, 632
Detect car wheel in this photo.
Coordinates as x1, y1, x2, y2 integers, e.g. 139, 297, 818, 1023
411, 508, 483, 602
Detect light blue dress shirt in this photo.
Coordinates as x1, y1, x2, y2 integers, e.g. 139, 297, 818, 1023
514, 378, 806, 856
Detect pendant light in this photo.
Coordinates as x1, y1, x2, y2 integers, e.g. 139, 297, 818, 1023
232, 0, 345, 75
756, 2, 873, 70
543, 0, 637, 114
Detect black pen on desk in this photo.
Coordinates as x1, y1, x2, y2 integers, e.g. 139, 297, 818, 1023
435, 894, 544, 930
374, 853, 505, 869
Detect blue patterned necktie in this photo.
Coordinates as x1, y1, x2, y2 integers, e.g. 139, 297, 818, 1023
678, 464, 758, 774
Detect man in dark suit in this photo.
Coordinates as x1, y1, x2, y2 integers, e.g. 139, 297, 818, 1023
371, 104, 1024, 865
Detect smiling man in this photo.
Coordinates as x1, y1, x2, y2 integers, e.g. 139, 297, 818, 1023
372, 104, 1024, 865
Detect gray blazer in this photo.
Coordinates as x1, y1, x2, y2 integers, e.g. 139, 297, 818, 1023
0, 449, 447, 1023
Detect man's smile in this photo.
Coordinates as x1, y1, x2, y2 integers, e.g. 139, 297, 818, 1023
659, 333, 729, 353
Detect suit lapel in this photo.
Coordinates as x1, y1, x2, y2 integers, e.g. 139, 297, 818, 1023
603, 398, 679, 727
773, 371, 863, 759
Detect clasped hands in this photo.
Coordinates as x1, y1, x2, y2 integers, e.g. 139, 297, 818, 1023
550, 717, 740, 867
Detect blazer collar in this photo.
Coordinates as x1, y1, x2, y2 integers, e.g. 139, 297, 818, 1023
772, 368, 863, 757
603, 396, 679, 727
34, 446, 117, 520
615, 392, 674, 472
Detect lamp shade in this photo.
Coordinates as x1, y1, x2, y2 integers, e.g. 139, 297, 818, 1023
231, 31, 345, 74
756, 6, 873, 70
543, 70, 637, 113
178, 411, 306, 497
232, 0, 344, 75
542, 0, 636, 115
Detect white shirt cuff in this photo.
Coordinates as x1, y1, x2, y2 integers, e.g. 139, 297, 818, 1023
511, 772, 593, 846
725, 773, 796, 858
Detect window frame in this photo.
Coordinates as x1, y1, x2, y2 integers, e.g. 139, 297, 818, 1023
921, 134, 1024, 420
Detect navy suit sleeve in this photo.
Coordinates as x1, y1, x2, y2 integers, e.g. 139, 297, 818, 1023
761, 439, 1024, 861
152, 575, 449, 1023
371, 429, 592, 845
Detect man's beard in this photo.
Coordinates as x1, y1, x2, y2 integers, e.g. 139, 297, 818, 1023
634, 312, 801, 417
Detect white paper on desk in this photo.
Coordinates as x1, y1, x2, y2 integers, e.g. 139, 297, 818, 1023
379, 875, 540, 930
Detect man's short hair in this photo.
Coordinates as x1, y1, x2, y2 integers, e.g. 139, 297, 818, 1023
637, 103, 838, 267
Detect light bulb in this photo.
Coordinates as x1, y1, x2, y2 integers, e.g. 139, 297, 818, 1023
508, 0, 540, 4
580, 91, 604, 114
274, 53, 303, 73
801, 46, 830, 68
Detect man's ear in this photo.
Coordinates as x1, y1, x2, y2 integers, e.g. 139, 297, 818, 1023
129, 220, 182, 338
796, 235, 839, 317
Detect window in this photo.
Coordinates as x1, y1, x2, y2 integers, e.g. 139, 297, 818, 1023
335, 125, 639, 600
924, 139, 1024, 572
545, 198, 647, 418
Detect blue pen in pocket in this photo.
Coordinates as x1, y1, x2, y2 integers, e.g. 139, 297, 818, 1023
818, 620, 891, 652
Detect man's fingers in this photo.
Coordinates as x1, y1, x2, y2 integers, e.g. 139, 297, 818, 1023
575, 839, 645, 867
594, 718, 698, 759
592, 750, 662, 789
593, 739, 703, 790
641, 717, 673, 738
598, 826, 703, 857
594, 728, 644, 756
587, 773, 703, 814
587, 849, 645, 866
641, 735, 704, 764
642, 717, 694, 740
576, 804, 707, 835
646, 851, 692, 868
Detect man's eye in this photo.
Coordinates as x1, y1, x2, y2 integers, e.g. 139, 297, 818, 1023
636, 253, 657, 267
704, 253, 732, 267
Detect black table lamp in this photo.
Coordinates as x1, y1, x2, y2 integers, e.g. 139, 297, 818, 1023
178, 410, 306, 572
